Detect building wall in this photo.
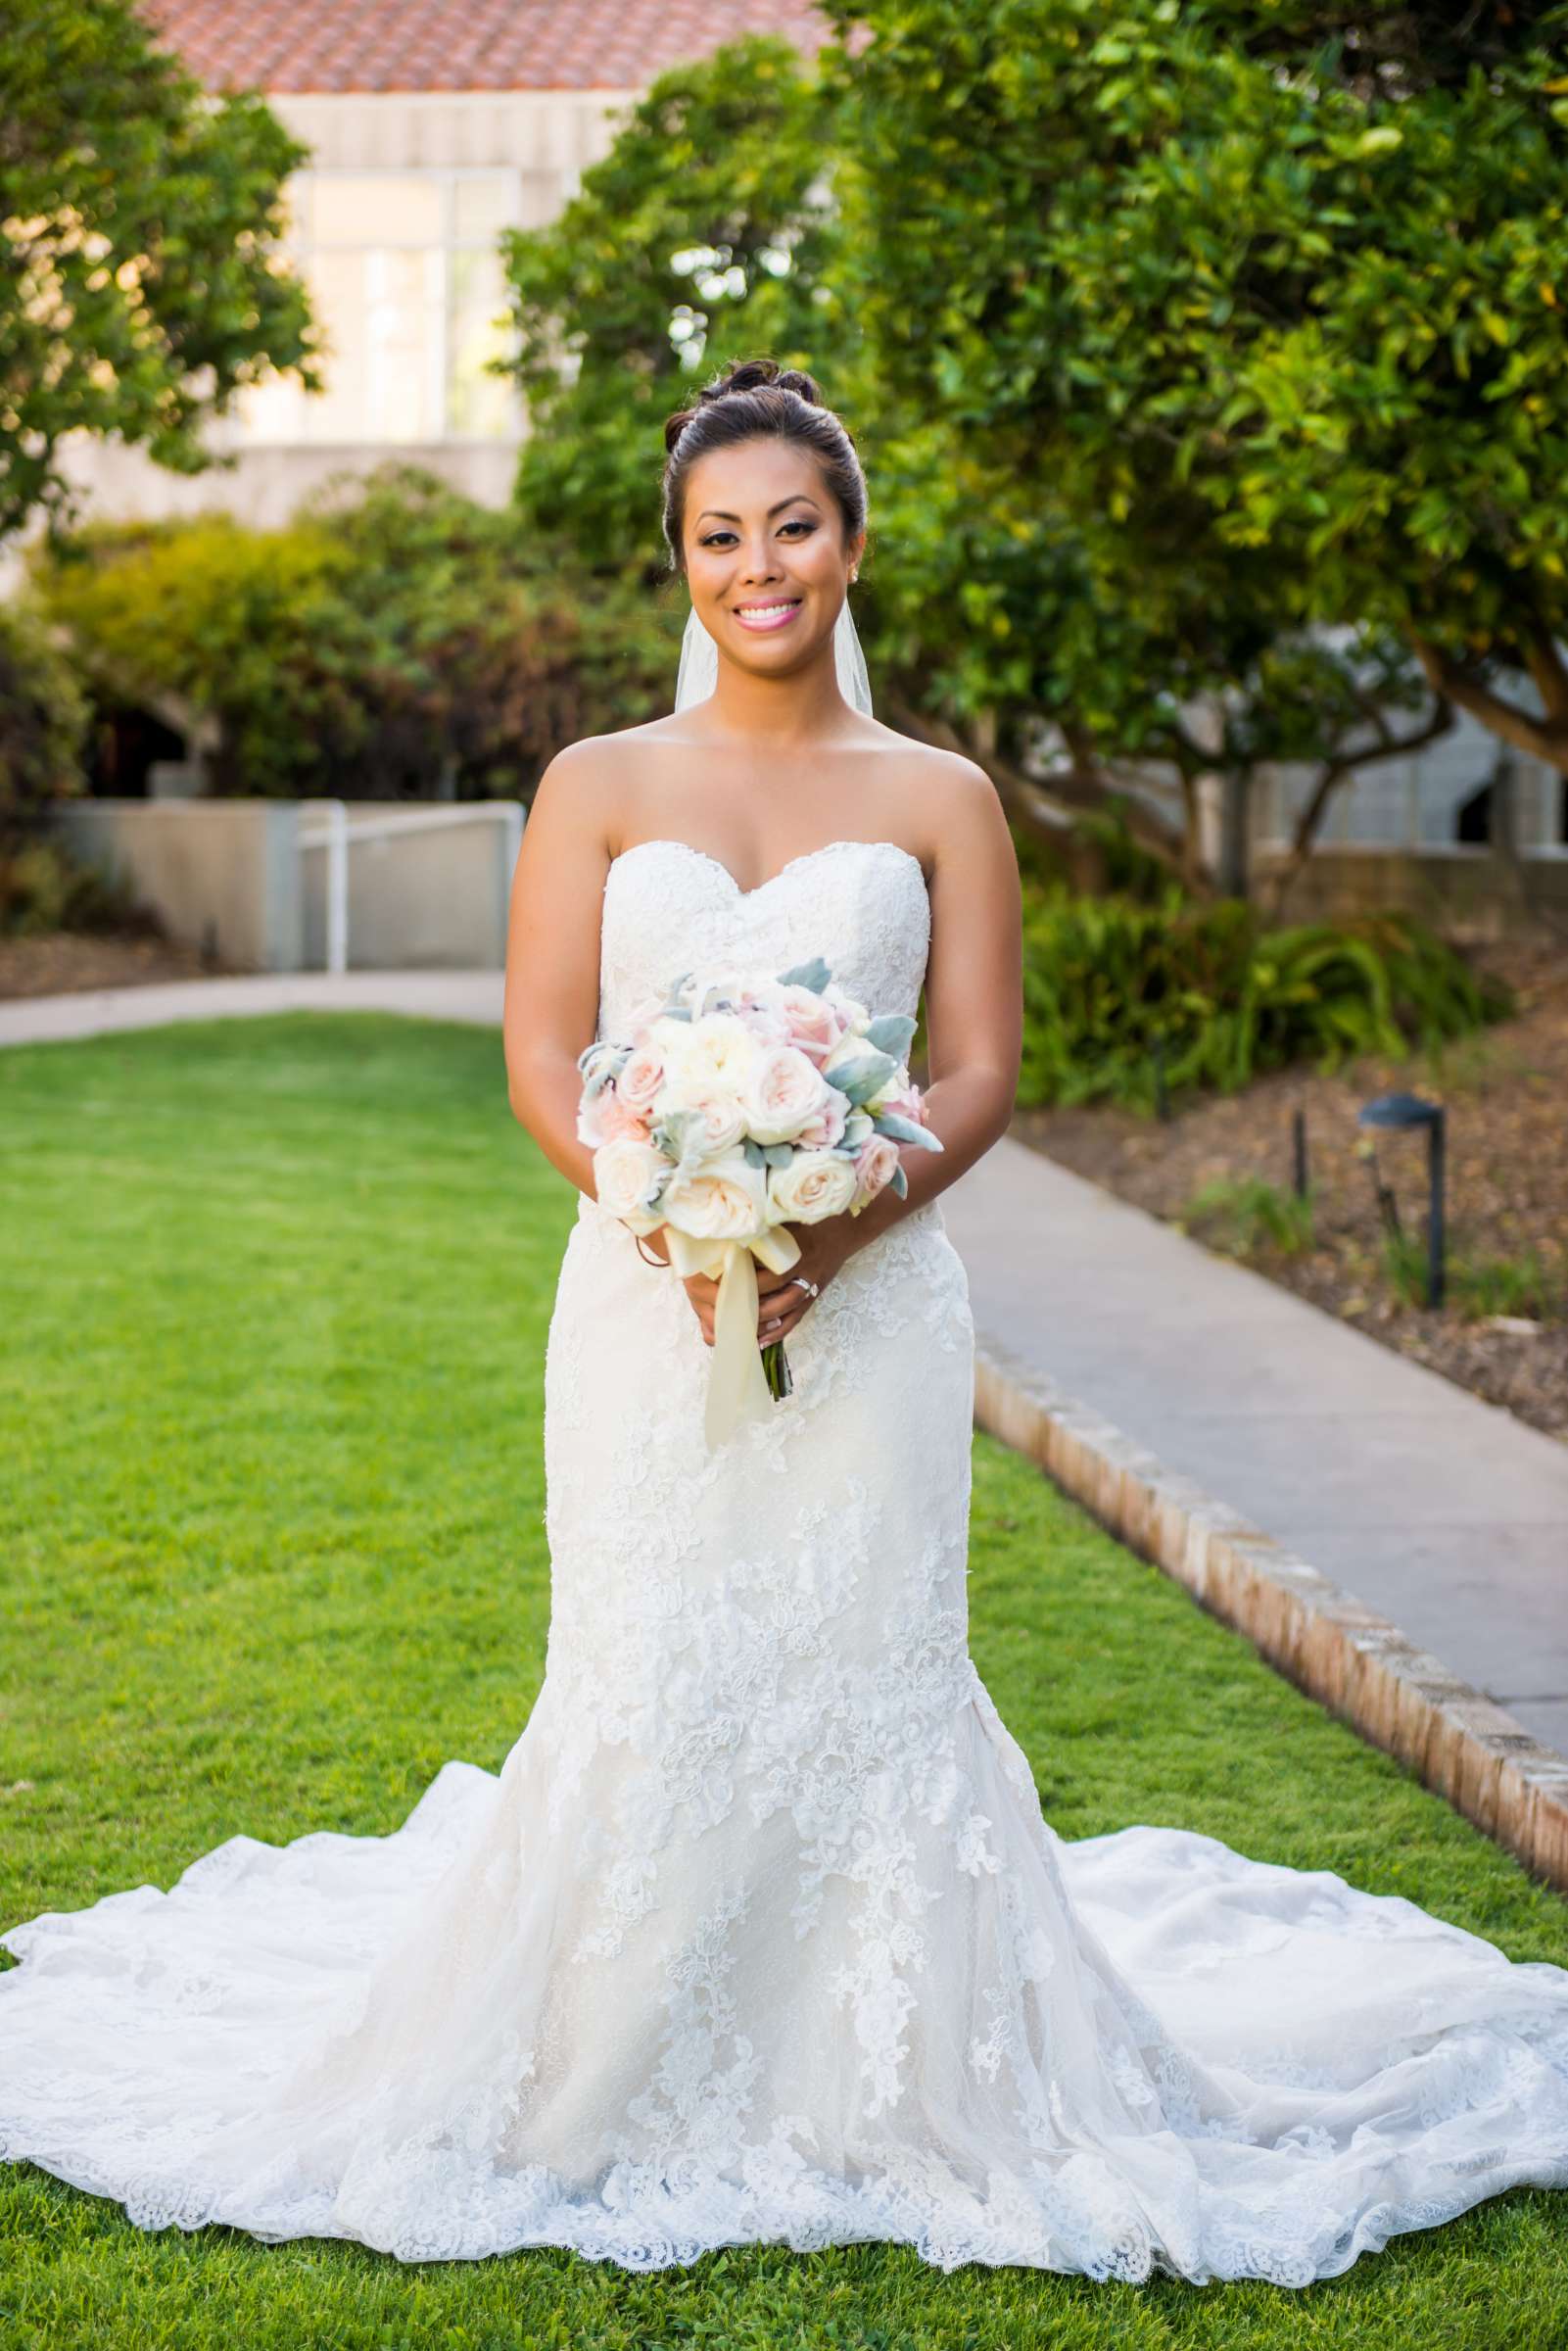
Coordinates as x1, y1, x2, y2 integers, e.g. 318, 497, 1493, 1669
47, 800, 304, 969
53, 89, 639, 530
1253, 846, 1568, 938
45, 798, 525, 972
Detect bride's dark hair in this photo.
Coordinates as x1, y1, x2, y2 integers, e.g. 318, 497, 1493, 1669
660, 356, 869, 576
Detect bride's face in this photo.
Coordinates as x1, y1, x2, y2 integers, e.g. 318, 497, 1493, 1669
683, 438, 862, 676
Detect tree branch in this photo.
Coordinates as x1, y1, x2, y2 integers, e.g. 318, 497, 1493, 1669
883, 696, 1192, 876
1524, 620, 1568, 727
1409, 636, 1568, 773
1261, 696, 1456, 918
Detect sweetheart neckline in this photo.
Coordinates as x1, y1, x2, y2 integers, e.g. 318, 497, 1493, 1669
606, 836, 927, 901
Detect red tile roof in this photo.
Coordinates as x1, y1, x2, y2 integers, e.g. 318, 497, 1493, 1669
142, 1, 839, 95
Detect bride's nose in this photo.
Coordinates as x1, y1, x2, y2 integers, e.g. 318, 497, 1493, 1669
736, 543, 785, 582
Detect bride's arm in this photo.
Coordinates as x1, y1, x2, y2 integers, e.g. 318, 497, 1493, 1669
836, 760, 1022, 1257
502, 744, 617, 1204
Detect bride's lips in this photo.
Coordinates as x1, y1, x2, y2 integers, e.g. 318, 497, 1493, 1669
732, 599, 803, 634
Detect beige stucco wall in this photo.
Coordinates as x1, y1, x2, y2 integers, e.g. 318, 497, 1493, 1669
51, 89, 639, 531
47, 800, 304, 970
299, 803, 522, 970
44, 797, 526, 972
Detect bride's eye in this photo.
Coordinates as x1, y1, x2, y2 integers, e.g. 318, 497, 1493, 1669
699, 520, 814, 547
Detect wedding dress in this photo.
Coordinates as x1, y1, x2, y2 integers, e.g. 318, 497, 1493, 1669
4, 833, 1568, 2285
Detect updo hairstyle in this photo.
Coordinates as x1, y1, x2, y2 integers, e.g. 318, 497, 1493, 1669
660, 357, 869, 577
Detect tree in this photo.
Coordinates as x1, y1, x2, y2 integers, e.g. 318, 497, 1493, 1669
499, 34, 843, 576
821, 0, 1568, 779
493, 21, 1459, 891
0, 0, 318, 540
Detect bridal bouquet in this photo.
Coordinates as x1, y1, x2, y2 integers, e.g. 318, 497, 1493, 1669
575, 951, 941, 1451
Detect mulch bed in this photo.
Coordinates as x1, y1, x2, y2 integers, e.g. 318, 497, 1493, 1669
0, 930, 243, 999
1009, 937, 1568, 1446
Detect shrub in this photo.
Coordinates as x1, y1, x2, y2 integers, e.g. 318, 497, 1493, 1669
31, 464, 678, 799
0, 601, 88, 810
1017, 886, 1510, 1114
1181, 1176, 1316, 1260
0, 838, 150, 938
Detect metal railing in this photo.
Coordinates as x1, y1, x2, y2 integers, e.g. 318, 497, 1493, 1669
296, 798, 524, 974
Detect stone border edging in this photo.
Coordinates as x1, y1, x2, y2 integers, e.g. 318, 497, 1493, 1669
974, 1331, 1568, 1895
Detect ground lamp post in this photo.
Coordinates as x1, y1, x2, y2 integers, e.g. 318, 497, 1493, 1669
1356, 1091, 1447, 1310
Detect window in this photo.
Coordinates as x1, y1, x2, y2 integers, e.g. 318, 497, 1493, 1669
235, 169, 521, 446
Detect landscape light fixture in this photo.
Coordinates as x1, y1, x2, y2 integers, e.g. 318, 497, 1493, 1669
1355, 1091, 1447, 1310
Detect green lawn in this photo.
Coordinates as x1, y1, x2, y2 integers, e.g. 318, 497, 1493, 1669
1, 1012, 1564, 2351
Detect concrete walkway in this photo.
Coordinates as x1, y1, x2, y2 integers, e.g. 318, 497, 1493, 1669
0, 969, 505, 1049
942, 1140, 1568, 1765
8, 970, 1566, 1777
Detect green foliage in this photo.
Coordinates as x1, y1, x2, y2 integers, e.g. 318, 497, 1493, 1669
0, 601, 87, 808
492, 10, 1468, 874
1450, 1248, 1565, 1323
1383, 1231, 1565, 1320
0, 0, 318, 538
499, 34, 845, 577
1182, 1176, 1317, 1259
1017, 888, 1509, 1112
0, 836, 143, 937
822, 0, 1568, 770
30, 467, 677, 796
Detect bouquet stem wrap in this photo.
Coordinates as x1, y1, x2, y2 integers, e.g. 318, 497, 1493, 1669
663, 1224, 803, 1453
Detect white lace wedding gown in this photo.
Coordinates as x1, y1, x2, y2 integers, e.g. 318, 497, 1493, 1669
4, 835, 1568, 2284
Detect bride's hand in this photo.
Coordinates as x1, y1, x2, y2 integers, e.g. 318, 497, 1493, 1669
642, 1223, 852, 1350
637, 1225, 729, 1349
755, 1224, 852, 1349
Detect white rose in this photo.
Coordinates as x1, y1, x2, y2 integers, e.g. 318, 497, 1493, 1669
645, 1013, 698, 1074
594, 1138, 667, 1232
768, 1147, 859, 1225
661, 1154, 768, 1241
684, 1087, 748, 1155
742, 1043, 831, 1145
679, 1011, 766, 1096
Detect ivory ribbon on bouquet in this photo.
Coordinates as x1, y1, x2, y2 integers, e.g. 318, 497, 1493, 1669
663, 1223, 803, 1452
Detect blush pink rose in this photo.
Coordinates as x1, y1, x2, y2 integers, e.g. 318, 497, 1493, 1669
616, 1042, 666, 1115
778, 985, 844, 1065
879, 1079, 927, 1127
853, 1133, 902, 1201
795, 1087, 848, 1149
577, 1084, 650, 1147
743, 1045, 830, 1145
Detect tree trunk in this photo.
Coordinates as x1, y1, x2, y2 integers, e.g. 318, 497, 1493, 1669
1216, 767, 1252, 899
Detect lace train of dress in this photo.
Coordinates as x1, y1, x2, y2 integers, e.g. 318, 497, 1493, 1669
3, 836, 1567, 2284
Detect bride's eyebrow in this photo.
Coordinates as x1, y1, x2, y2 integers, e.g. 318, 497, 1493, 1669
695, 496, 823, 523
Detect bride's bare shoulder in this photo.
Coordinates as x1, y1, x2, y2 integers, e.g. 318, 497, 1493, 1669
539, 716, 689, 795
526, 721, 683, 870
556, 709, 690, 766
867, 728, 1011, 873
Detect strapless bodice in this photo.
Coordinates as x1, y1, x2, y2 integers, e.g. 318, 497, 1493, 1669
594, 836, 930, 1044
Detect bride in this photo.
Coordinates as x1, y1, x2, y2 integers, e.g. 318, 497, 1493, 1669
3, 357, 1567, 2285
